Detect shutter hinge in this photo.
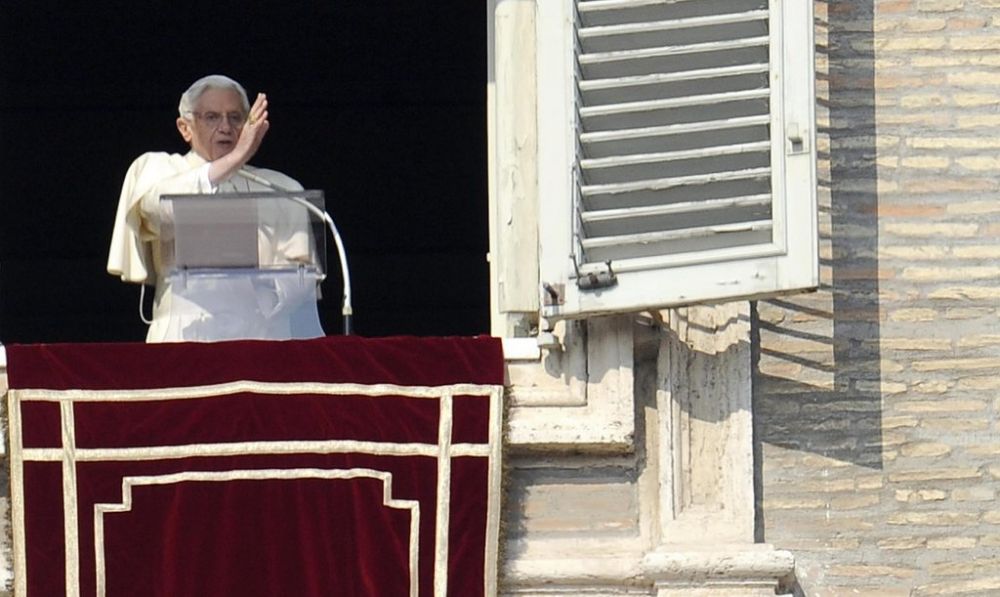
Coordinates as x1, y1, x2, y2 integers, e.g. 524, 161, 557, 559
542, 282, 564, 306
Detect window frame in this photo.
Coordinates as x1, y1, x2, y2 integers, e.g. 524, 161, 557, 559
487, 0, 817, 453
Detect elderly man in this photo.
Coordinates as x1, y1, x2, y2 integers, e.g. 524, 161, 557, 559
108, 75, 321, 342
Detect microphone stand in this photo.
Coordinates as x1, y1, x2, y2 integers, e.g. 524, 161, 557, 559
238, 169, 353, 335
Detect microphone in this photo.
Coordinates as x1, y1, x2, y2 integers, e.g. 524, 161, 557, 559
238, 169, 354, 335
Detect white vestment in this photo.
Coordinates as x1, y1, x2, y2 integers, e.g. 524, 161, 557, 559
108, 151, 323, 342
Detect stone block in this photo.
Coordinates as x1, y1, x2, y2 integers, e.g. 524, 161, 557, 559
902, 17, 947, 31
888, 468, 981, 482
950, 36, 1000, 50
899, 442, 952, 457
886, 222, 980, 237
963, 444, 1000, 456
944, 307, 995, 319
920, 418, 990, 431
894, 400, 986, 413
827, 564, 917, 578
869, 336, 946, 352
830, 494, 881, 509
916, 576, 1000, 595
878, 536, 927, 550
951, 487, 994, 502
899, 156, 950, 169
900, 266, 1000, 281
912, 358, 1000, 372
929, 558, 1000, 575
887, 511, 979, 525
912, 380, 952, 394
952, 245, 1000, 258
765, 497, 825, 510
879, 246, 949, 259
958, 114, 1000, 127
928, 286, 1000, 300
958, 377, 1000, 390
948, 17, 988, 29
926, 536, 977, 549
887, 308, 937, 322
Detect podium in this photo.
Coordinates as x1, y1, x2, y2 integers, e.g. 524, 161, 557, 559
158, 191, 327, 342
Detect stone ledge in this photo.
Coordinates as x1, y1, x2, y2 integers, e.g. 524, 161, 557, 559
642, 545, 795, 583
502, 541, 794, 595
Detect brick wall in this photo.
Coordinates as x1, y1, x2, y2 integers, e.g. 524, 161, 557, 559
755, 0, 1000, 595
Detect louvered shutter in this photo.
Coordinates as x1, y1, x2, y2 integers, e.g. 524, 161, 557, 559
537, 0, 817, 319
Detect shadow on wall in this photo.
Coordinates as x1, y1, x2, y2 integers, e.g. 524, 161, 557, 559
752, 0, 882, 471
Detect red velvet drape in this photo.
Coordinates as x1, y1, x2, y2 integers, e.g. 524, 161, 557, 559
8, 336, 503, 597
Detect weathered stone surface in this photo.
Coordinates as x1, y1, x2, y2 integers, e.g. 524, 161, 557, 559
758, 12, 1000, 586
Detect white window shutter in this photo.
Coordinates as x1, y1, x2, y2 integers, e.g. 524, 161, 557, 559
537, 0, 817, 319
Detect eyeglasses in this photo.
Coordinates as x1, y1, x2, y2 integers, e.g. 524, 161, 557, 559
189, 111, 247, 129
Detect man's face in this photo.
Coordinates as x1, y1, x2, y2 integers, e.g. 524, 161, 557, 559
176, 87, 247, 161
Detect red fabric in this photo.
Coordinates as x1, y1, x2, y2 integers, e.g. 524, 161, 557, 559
8, 336, 503, 597
7, 335, 504, 390
71, 393, 443, 448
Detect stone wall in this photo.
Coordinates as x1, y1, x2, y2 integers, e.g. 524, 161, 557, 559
754, 0, 1000, 595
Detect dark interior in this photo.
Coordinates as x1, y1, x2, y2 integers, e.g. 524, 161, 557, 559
0, 2, 489, 342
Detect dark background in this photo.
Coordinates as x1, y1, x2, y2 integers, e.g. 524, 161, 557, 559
0, 2, 489, 343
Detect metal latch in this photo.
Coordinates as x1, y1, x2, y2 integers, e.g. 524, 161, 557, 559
575, 260, 618, 291
787, 122, 808, 155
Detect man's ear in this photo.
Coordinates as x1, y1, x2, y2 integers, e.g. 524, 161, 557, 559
176, 117, 194, 143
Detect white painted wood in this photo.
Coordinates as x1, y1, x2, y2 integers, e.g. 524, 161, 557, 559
580, 65, 770, 93
578, 9, 770, 39
580, 37, 770, 66
579, 0, 708, 12
581, 167, 771, 198
0, 359, 6, 455
581, 141, 772, 171
0, 357, 8, 589
777, 0, 819, 286
487, 0, 500, 336
582, 220, 773, 252
579, 89, 771, 118
580, 114, 770, 145
494, 3, 637, 451
582, 194, 771, 223
535, 0, 578, 318
536, 0, 818, 319
492, 0, 540, 334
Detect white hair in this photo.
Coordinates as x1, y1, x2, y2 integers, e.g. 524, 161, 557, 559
177, 74, 250, 118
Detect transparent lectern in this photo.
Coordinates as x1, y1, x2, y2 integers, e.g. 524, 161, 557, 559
158, 191, 327, 342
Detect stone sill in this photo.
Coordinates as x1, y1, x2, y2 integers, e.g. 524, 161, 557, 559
502, 540, 794, 594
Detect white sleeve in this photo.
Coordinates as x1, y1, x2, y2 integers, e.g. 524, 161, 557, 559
108, 153, 211, 283
196, 163, 216, 193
